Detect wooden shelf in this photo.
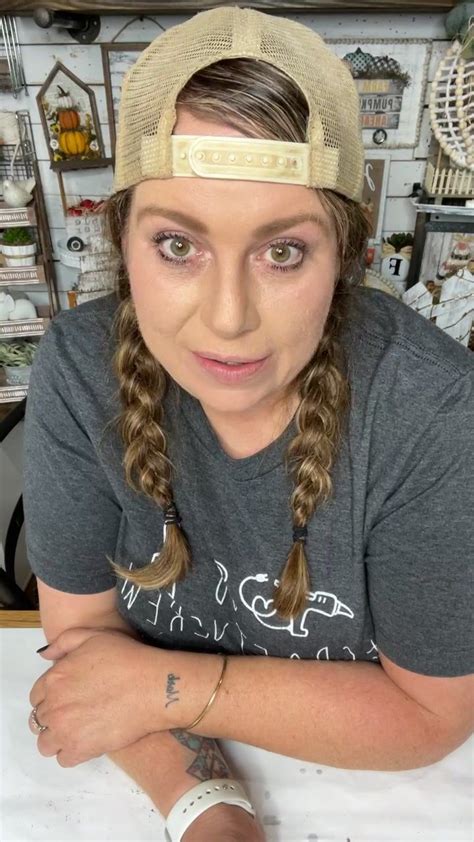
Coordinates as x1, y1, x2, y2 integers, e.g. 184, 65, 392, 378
0, 203, 36, 227
51, 156, 113, 173
0, 258, 46, 285
0, 382, 28, 404
0, 316, 49, 339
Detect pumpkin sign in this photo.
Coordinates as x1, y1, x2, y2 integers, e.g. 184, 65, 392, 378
36, 60, 107, 169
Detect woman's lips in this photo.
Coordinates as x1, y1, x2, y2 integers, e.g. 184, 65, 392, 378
192, 352, 269, 383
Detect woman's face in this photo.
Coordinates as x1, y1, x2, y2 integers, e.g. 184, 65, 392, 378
123, 109, 339, 428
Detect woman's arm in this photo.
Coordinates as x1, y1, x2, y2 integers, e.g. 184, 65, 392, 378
33, 581, 250, 830
107, 728, 230, 817
92, 633, 264, 839
148, 647, 473, 772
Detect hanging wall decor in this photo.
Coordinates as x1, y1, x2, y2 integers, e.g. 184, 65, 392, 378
429, 31, 474, 172
327, 39, 431, 148
403, 228, 474, 349
418, 230, 474, 288
361, 152, 390, 242
36, 61, 109, 171
403, 267, 474, 349
424, 137, 473, 201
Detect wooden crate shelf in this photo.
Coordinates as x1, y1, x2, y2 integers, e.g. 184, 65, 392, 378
0, 258, 45, 285
0, 203, 36, 227
0, 382, 28, 404
0, 317, 49, 338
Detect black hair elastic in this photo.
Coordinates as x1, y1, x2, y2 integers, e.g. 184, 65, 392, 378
164, 502, 182, 527
292, 525, 308, 544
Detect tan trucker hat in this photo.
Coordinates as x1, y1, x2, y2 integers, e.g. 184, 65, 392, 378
113, 5, 364, 202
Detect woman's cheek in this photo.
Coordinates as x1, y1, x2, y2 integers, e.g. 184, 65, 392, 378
127, 248, 169, 311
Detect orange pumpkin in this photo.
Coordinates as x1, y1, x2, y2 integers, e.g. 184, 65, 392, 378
58, 109, 80, 130
59, 130, 87, 155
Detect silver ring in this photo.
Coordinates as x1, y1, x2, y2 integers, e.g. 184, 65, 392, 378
31, 705, 48, 733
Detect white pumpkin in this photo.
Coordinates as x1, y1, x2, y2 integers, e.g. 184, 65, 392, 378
57, 85, 74, 109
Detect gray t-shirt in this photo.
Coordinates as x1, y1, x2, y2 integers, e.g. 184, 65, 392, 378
22, 288, 473, 676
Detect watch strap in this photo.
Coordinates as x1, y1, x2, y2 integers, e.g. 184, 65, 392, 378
164, 778, 255, 842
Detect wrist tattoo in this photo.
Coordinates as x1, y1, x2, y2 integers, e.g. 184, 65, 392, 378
170, 729, 231, 781
165, 672, 181, 708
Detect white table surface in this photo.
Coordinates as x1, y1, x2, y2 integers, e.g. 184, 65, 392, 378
1, 629, 473, 842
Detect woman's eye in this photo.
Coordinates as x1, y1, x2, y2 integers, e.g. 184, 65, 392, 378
265, 241, 306, 272
151, 232, 306, 272
152, 232, 195, 263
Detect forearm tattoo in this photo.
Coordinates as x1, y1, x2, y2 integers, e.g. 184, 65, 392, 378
170, 729, 231, 781
165, 672, 181, 708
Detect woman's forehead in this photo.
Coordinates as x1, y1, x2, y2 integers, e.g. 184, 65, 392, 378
131, 178, 333, 240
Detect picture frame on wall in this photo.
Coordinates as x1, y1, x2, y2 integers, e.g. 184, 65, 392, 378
327, 39, 431, 148
101, 43, 147, 162
36, 61, 110, 171
361, 151, 390, 242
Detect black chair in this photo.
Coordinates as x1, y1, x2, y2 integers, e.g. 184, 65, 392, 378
0, 398, 35, 609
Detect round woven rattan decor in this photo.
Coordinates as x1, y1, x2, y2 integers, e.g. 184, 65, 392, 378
429, 36, 474, 172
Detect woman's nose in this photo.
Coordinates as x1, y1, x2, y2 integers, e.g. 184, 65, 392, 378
200, 261, 259, 338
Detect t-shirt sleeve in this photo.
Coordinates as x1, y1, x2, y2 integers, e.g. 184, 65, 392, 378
365, 369, 474, 677
22, 317, 120, 594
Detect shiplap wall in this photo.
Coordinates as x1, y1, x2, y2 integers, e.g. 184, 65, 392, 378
4, 11, 449, 312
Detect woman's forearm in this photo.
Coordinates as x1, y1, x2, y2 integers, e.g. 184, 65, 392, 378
154, 649, 456, 771
106, 729, 231, 817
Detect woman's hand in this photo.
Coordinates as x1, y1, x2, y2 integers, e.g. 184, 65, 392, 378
182, 804, 266, 842
28, 627, 164, 767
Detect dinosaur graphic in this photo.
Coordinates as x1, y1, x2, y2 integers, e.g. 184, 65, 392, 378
239, 573, 354, 637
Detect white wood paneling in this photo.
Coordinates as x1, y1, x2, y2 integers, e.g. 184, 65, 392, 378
38, 160, 114, 201
14, 14, 187, 44
4, 11, 449, 310
14, 12, 447, 43
387, 160, 426, 196
22, 44, 104, 85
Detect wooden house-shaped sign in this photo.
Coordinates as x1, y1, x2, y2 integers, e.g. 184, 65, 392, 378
36, 60, 109, 171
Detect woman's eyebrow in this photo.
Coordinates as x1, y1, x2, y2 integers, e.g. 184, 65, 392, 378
136, 204, 330, 238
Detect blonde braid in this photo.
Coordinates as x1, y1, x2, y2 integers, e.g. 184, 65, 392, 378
273, 292, 350, 617
105, 295, 191, 589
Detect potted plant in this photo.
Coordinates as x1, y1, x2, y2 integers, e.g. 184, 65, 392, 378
1, 227, 37, 267
382, 232, 414, 253
0, 338, 38, 385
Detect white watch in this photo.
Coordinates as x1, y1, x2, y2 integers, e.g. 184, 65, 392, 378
164, 778, 255, 842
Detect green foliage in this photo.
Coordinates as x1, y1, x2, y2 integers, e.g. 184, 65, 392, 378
384, 232, 414, 251
1, 227, 34, 246
0, 339, 38, 367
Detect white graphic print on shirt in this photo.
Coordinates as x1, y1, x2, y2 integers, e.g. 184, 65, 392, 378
118, 547, 379, 661
239, 572, 354, 637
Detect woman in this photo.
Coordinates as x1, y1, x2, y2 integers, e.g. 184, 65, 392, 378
25, 7, 473, 841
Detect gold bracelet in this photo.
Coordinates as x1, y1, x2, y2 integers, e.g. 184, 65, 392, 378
185, 655, 228, 730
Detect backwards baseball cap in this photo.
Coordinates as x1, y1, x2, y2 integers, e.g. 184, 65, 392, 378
113, 5, 364, 202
